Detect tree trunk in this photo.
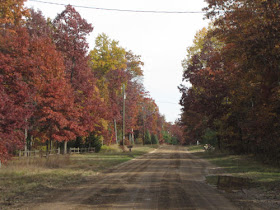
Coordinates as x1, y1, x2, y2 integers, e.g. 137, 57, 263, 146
50, 139, 52, 151
46, 140, 49, 157
64, 141, 67, 154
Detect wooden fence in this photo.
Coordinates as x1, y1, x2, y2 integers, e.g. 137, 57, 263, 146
70, 147, 95, 154
16, 147, 95, 159
18, 148, 60, 158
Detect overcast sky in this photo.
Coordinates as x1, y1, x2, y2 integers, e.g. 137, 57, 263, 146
25, 0, 209, 123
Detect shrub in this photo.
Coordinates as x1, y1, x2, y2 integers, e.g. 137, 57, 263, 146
144, 130, 151, 144
151, 134, 159, 144
135, 138, 143, 145
100, 145, 119, 153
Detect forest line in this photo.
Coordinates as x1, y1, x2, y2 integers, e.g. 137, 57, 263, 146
179, 0, 280, 163
0, 1, 183, 162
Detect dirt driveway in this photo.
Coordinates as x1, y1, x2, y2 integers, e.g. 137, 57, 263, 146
26, 145, 237, 209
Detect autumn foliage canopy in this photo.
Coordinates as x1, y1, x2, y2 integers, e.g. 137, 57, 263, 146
0, 1, 183, 162
180, 0, 280, 162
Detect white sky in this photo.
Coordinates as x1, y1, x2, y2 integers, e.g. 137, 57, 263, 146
25, 0, 209, 123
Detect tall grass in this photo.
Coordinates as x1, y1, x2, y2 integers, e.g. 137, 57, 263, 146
5, 155, 71, 170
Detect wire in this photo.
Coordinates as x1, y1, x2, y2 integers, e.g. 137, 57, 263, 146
28, 0, 206, 14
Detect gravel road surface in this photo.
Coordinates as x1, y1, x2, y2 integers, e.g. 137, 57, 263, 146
29, 145, 237, 209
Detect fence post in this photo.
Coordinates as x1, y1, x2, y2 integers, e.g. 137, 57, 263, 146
58, 148, 60, 155
64, 141, 67, 154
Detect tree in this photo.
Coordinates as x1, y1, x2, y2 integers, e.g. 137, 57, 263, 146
29, 37, 81, 148
205, 0, 280, 157
151, 134, 158, 145
180, 26, 227, 147
90, 33, 127, 80
180, 0, 280, 162
52, 5, 107, 140
0, 3, 170, 162
0, 1, 33, 161
0, 0, 29, 28
0, 28, 33, 161
89, 34, 146, 144
125, 50, 144, 77
53, 5, 93, 84
144, 130, 151, 144
26, 9, 52, 39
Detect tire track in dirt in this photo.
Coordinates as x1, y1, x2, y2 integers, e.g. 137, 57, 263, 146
178, 148, 238, 209
81, 153, 157, 208
158, 152, 195, 210
130, 149, 170, 209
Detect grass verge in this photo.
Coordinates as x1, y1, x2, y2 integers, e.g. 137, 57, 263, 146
0, 144, 158, 207
187, 145, 280, 187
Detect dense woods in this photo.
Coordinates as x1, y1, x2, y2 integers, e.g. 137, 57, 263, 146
0, 1, 183, 162
180, 0, 280, 163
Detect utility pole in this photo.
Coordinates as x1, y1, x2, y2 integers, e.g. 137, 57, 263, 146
122, 84, 126, 146
142, 106, 145, 145
24, 127, 28, 157
24, 118, 28, 157
114, 119, 118, 144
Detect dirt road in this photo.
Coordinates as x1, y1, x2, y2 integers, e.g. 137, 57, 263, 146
28, 145, 237, 209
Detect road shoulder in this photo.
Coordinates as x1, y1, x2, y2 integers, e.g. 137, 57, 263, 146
186, 146, 280, 210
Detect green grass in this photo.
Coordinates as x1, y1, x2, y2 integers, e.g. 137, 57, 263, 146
186, 145, 205, 153
0, 144, 157, 207
187, 145, 280, 187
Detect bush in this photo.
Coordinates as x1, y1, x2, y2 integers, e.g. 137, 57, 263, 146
170, 137, 178, 145
202, 128, 217, 146
163, 131, 178, 145
144, 130, 151, 144
151, 134, 159, 144
100, 145, 119, 153
135, 138, 143, 145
